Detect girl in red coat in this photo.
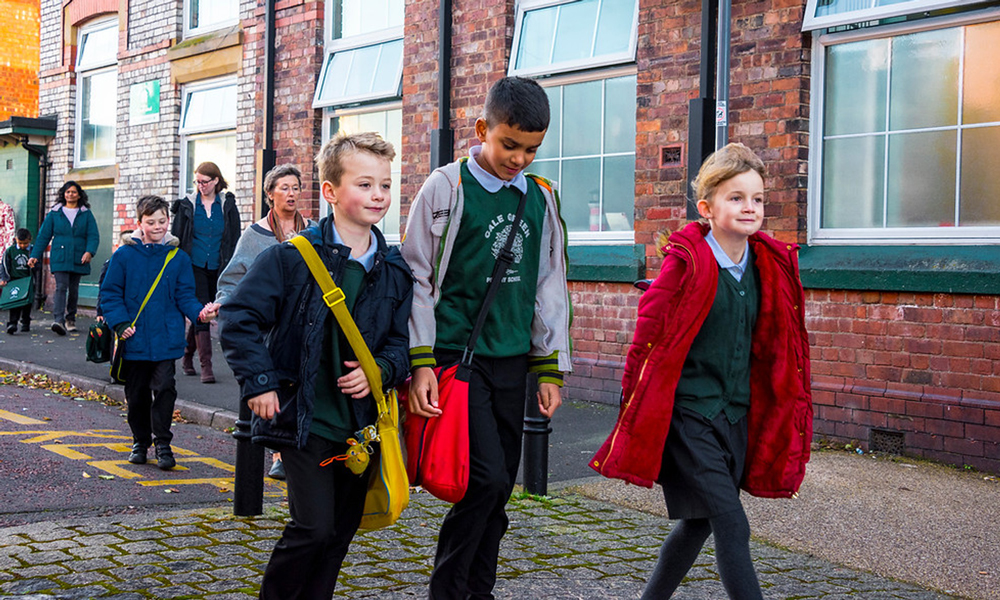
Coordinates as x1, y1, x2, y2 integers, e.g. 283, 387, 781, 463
591, 143, 812, 599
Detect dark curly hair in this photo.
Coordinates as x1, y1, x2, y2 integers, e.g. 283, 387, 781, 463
56, 181, 90, 208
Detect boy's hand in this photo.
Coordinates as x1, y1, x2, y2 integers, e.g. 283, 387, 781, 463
81, 252, 93, 264
338, 361, 371, 399
248, 391, 280, 420
199, 303, 220, 322
119, 326, 136, 340
537, 382, 562, 418
409, 366, 442, 418
0, 280, 6, 287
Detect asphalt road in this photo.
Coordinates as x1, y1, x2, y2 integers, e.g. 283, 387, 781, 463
0, 383, 286, 527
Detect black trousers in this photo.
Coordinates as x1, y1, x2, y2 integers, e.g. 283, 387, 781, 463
260, 434, 372, 600
123, 359, 177, 447
429, 352, 528, 600
7, 305, 30, 327
190, 265, 217, 332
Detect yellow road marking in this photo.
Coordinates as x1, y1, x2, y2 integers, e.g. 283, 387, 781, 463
138, 477, 234, 488
177, 457, 235, 472
86, 460, 150, 479
4, 430, 128, 443
43, 442, 133, 460
0, 409, 48, 425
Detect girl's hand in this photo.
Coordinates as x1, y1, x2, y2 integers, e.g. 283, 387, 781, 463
337, 361, 371, 398
120, 326, 136, 340
248, 391, 280, 420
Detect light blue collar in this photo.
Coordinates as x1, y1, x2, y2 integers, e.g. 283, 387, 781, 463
467, 145, 528, 195
705, 230, 750, 282
330, 222, 378, 273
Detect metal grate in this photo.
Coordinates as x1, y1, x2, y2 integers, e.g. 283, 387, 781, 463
870, 428, 905, 455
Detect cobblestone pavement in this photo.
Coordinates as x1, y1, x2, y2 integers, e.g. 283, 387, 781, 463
0, 490, 958, 600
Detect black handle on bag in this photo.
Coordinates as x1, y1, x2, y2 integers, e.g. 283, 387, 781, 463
461, 191, 529, 368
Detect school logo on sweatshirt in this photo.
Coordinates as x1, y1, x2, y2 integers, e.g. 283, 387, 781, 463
484, 212, 530, 285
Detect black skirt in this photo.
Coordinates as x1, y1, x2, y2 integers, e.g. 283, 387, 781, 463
658, 404, 748, 520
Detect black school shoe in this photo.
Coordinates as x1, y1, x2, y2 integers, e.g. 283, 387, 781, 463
51, 322, 66, 335
6, 324, 15, 335
156, 445, 176, 470
128, 444, 148, 464
20, 323, 29, 332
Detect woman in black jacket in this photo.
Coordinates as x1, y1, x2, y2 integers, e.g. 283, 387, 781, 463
171, 162, 241, 383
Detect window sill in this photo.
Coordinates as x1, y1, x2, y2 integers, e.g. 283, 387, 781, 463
67, 164, 118, 184
168, 26, 242, 61
567, 243, 645, 283
799, 244, 1000, 295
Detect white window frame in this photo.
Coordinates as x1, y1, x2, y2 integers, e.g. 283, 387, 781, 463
321, 102, 403, 243
509, 0, 639, 78
179, 77, 238, 195
532, 67, 637, 245
807, 7, 1000, 246
313, 28, 404, 109
802, 0, 990, 31
183, 0, 240, 39
74, 17, 118, 168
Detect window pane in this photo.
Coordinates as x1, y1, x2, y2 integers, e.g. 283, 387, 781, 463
316, 41, 402, 107
185, 134, 236, 195
528, 159, 559, 183
372, 40, 402, 96
595, 0, 636, 56
344, 45, 379, 98
960, 126, 1000, 226
552, 0, 600, 64
602, 155, 634, 231
80, 70, 117, 163
190, 0, 238, 31
319, 53, 351, 101
816, 0, 913, 19
886, 130, 956, 227
560, 157, 601, 232
963, 20, 1000, 125
81, 187, 114, 287
330, 109, 403, 236
182, 83, 237, 132
536, 87, 561, 161
889, 28, 959, 131
824, 38, 888, 136
516, 7, 557, 70
563, 80, 602, 157
78, 24, 117, 69
604, 75, 636, 154
333, 0, 401, 39
821, 135, 885, 229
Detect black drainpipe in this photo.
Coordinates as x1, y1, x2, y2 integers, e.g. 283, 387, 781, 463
686, 0, 718, 220
430, 0, 453, 169
20, 138, 50, 309
234, 0, 276, 518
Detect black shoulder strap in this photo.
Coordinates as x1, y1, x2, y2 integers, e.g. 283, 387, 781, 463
462, 190, 529, 367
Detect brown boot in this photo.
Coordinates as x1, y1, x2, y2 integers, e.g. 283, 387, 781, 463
182, 326, 197, 376
196, 329, 215, 383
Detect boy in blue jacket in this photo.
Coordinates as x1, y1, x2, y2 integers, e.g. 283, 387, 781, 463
100, 195, 210, 470
219, 132, 412, 599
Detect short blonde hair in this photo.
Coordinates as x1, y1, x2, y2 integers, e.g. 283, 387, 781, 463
691, 143, 765, 202
315, 132, 396, 186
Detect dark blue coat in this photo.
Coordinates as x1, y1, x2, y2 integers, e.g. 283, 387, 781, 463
98, 235, 204, 361
219, 217, 413, 450
31, 206, 100, 274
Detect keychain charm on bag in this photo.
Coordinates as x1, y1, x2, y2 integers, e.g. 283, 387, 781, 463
322, 425, 379, 475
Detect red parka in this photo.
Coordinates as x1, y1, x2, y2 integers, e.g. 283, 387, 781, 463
590, 222, 812, 498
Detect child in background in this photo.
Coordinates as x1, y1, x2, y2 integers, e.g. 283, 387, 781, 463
100, 196, 210, 470
219, 133, 412, 599
402, 76, 572, 599
591, 143, 812, 599
1, 229, 36, 334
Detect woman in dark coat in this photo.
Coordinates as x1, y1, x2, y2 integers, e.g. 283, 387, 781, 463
171, 161, 241, 383
28, 181, 100, 335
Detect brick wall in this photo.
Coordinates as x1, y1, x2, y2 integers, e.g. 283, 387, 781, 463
807, 290, 1000, 473
0, 0, 40, 119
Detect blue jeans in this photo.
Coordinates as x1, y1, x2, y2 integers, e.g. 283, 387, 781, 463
52, 271, 81, 325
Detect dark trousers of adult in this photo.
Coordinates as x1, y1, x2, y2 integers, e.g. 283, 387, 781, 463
52, 271, 81, 325
429, 352, 528, 600
184, 265, 217, 381
259, 434, 371, 600
8, 305, 31, 327
123, 359, 178, 448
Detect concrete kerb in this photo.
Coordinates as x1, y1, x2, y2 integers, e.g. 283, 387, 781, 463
0, 356, 238, 431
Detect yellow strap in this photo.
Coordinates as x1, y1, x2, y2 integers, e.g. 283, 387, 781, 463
288, 236, 387, 415
131, 248, 178, 328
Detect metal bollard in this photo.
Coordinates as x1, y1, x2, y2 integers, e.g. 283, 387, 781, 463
522, 373, 552, 496
233, 401, 265, 516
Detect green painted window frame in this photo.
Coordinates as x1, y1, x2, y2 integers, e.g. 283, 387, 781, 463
798, 245, 1000, 294
566, 243, 645, 282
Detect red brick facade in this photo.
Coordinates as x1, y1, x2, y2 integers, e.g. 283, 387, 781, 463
0, 0, 40, 119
